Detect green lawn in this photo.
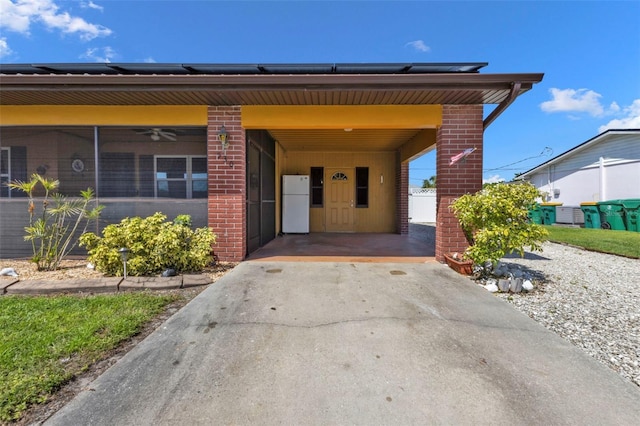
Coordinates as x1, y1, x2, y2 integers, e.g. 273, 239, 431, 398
544, 225, 640, 258
0, 292, 179, 422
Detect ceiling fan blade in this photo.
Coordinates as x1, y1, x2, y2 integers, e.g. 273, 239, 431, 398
159, 131, 177, 141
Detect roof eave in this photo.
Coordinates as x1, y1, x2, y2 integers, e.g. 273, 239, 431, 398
0, 72, 544, 90
517, 128, 640, 179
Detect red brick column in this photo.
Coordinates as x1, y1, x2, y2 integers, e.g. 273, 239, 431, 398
207, 106, 246, 262
396, 153, 409, 234
435, 105, 483, 262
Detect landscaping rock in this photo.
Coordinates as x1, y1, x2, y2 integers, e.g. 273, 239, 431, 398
522, 279, 534, 292
510, 277, 523, 293
0, 267, 18, 277
497, 279, 510, 292
484, 282, 499, 293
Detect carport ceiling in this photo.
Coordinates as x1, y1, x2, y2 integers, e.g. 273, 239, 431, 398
269, 128, 422, 152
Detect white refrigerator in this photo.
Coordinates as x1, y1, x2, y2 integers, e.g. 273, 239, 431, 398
282, 175, 310, 233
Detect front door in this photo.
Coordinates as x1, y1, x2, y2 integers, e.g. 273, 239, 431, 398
325, 168, 354, 232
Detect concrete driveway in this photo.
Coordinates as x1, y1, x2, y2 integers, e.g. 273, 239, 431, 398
46, 261, 640, 425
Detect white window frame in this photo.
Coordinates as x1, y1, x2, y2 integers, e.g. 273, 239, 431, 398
154, 155, 207, 199
1, 147, 11, 198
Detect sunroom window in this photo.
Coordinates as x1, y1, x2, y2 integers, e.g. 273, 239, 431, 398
155, 155, 207, 199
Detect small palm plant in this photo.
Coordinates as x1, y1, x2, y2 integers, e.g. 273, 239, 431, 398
7, 173, 103, 271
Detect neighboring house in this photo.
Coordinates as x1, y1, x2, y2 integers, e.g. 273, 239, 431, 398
517, 129, 640, 206
0, 62, 543, 261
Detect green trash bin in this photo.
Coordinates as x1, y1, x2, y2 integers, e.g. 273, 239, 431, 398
527, 204, 542, 224
619, 199, 640, 232
597, 200, 626, 230
540, 202, 562, 225
581, 202, 601, 229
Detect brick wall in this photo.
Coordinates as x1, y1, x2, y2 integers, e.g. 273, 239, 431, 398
396, 152, 409, 234
435, 105, 483, 261
207, 106, 246, 262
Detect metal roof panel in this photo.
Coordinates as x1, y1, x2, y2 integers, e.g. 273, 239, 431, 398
0, 62, 489, 76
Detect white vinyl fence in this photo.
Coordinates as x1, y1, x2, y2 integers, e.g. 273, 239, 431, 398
409, 188, 436, 223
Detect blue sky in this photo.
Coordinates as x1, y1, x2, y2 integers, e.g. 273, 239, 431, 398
1, 0, 639, 185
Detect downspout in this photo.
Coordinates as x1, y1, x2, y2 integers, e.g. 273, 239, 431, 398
483, 81, 522, 130
599, 156, 605, 201
547, 167, 552, 202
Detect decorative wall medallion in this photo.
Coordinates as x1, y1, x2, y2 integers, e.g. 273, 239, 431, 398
71, 158, 85, 173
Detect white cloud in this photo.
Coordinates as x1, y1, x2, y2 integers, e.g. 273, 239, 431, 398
598, 99, 640, 133
540, 88, 606, 117
0, 0, 35, 32
81, 46, 116, 62
143, 57, 156, 63
0, 0, 111, 40
0, 37, 13, 58
483, 175, 505, 184
405, 40, 430, 53
540, 87, 636, 133
80, 1, 103, 12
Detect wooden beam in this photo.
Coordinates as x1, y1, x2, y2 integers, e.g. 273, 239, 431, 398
400, 129, 437, 162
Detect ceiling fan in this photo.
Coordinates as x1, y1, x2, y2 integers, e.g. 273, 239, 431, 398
136, 128, 177, 141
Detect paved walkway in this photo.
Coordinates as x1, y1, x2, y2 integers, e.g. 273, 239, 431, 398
45, 261, 640, 425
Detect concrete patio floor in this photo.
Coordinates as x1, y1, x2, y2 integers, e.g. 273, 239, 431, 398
246, 223, 436, 263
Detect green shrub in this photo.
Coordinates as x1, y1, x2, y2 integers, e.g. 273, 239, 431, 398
80, 213, 216, 276
450, 182, 548, 268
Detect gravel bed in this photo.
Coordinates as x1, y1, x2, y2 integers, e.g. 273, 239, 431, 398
486, 242, 640, 387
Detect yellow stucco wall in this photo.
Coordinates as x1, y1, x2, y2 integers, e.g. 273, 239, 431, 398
242, 105, 442, 129
0, 106, 208, 126
281, 151, 396, 232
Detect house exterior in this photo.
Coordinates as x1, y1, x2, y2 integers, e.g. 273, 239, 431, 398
517, 129, 640, 206
0, 62, 543, 262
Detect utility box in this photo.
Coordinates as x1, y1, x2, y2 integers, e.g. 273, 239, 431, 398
556, 206, 584, 225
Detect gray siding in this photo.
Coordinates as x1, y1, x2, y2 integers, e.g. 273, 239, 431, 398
526, 133, 640, 205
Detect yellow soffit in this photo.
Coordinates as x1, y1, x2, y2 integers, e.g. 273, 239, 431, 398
242, 105, 442, 129
0, 106, 208, 126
